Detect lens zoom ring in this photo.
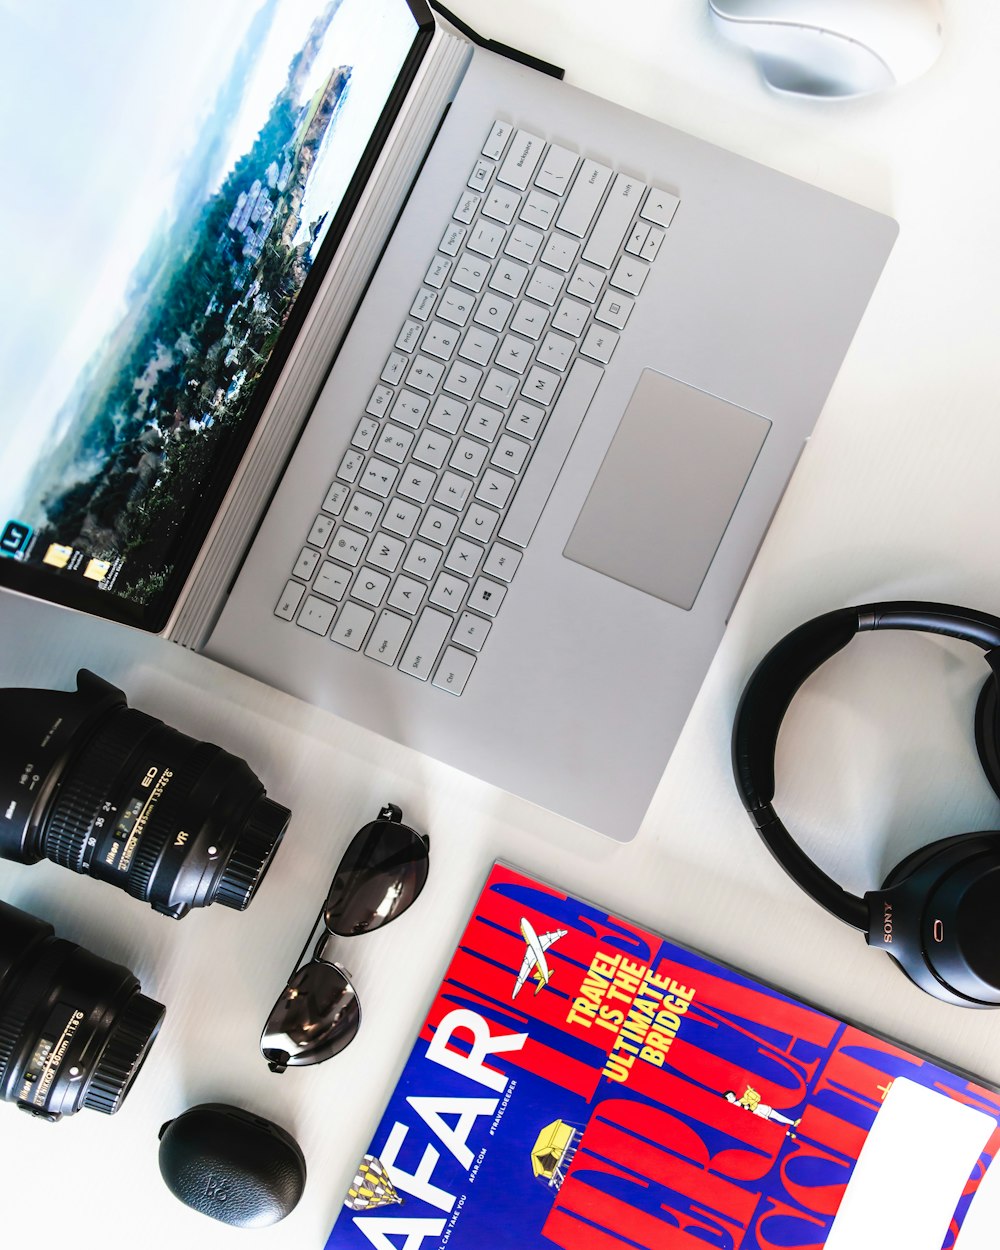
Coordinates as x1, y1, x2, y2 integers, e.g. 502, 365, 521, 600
125, 746, 216, 903
82, 992, 164, 1115
45, 711, 152, 870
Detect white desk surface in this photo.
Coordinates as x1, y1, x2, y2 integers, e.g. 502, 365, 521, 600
3, 2, 1000, 1244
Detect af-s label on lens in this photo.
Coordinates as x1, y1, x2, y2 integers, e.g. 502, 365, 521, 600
17, 1003, 85, 1109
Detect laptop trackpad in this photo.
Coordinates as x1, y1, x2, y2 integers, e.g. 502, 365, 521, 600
563, 370, 770, 610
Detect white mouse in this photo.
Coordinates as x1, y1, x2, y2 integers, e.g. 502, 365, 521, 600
708, 0, 943, 98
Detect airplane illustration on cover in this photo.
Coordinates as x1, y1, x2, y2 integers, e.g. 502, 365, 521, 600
512, 917, 568, 998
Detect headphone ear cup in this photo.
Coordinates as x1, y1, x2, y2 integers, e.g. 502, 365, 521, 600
973, 674, 1000, 802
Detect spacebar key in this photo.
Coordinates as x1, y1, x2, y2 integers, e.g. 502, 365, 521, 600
499, 359, 603, 548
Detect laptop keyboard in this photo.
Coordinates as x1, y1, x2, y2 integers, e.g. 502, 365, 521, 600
274, 119, 679, 696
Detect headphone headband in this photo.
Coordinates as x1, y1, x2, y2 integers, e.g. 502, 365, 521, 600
732, 601, 1000, 932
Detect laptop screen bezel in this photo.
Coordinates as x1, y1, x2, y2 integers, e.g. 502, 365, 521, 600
0, 0, 436, 634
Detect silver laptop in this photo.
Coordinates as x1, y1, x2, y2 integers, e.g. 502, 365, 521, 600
0, 1, 897, 839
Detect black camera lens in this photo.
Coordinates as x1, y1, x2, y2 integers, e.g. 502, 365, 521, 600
0, 900, 164, 1121
0, 670, 290, 919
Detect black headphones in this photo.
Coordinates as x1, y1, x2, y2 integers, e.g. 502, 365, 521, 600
732, 601, 1000, 1007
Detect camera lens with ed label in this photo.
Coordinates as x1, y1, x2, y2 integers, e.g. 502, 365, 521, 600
0, 669, 290, 919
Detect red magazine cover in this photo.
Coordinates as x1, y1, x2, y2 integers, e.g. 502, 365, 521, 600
326, 863, 1000, 1249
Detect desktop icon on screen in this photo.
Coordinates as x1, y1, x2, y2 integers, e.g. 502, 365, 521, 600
83, 558, 112, 582
0, 520, 32, 557
42, 544, 74, 569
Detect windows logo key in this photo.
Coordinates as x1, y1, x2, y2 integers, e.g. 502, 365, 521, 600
0, 521, 32, 559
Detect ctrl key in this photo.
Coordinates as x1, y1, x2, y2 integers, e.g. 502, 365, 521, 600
432, 646, 476, 696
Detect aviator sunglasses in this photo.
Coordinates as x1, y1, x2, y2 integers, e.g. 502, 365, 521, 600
261, 803, 429, 1072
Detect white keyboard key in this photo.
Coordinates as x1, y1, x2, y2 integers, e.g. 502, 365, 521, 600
482, 120, 513, 161
582, 173, 647, 268
482, 184, 520, 225
534, 143, 578, 196
388, 574, 426, 614
444, 538, 484, 577
331, 601, 375, 650
366, 384, 393, 417
293, 546, 320, 579
467, 158, 494, 191
403, 540, 442, 579
398, 463, 435, 503
376, 423, 415, 463
391, 389, 429, 428
453, 253, 489, 293
444, 361, 483, 401
453, 189, 481, 224
506, 399, 545, 439
468, 219, 505, 259
364, 611, 411, 666
413, 428, 451, 469
460, 503, 499, 543
406, 354, 445, 394
553, 297, 589, 338
640, 187, 680, 228
352, 416, 380, 450
497, 129, 545, 190
610, 255, 649, 296
439, 222, 467, 256
467, 577, 507, 618
383, 497, 421, 538
453, 612, 492, 652
428, 395, 468, 434
474, 292, 513, 332
475, 469, 515, 510
465, 402, 504, 442
450, 436, 488, 477
322, 481, 350, 515
495, 334, 531, 374
314, 561, 351, 601
524, 267, 562, 307
424, 254, 453, 288
419, 505, 457, 545
329, 526, 367, 566
399, 608, 452, 681
640, 225, 665, 260
558, 158, 613, 237
483, 542, 522, 582
345, 493, 383, 533
504, 223, 543, 265
491, 434, 530, 475
360, 458, 398, 498
459, 326, 498, 367
522, 364, 561, 405
423, 320, 460, 360
380, 351, 407, 385
625, 221, 650, 256
489, 259, 528, 298
352, 566, 390, 608
275, 580, 305, 621
595, 289, 634, 329
434, 471, 473, 511
480, 368, 517, 408
510, 300, 548, 340
567, 262, 605, 303
580, 322, 618, 364
395, 319, 422, 352
429, 572, 468, 611
410, 287, 437, 320
308, 513, 335, 546
438, 286, 475, 326
433, 646, 477, 696
537, 331, 574, 372
297, 595, 335, 636
540, 233, 578, 273
520, 188, 559, 229
336, 449, 364, 485
500, 359, 603, 547
368, 532, 406, 572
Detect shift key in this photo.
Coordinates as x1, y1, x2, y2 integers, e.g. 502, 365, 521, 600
583, 173, 647, 269
398, 608, 452, 680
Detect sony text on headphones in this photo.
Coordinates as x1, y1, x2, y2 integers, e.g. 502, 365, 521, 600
732, 601, 1000, 1007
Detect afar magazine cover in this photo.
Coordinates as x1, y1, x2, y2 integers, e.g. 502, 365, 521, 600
326, 864, 1000, 1250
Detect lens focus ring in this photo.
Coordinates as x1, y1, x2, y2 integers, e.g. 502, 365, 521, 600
82, 992, 164, 1115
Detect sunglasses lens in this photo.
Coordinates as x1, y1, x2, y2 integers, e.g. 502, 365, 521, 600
324, 814, 429, 936
260, 961, 360, 1072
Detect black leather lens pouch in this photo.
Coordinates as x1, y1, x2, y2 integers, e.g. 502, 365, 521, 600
158, 1103, 306, 1227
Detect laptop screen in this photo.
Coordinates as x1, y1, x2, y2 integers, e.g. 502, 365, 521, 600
0, 0, 433, 630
